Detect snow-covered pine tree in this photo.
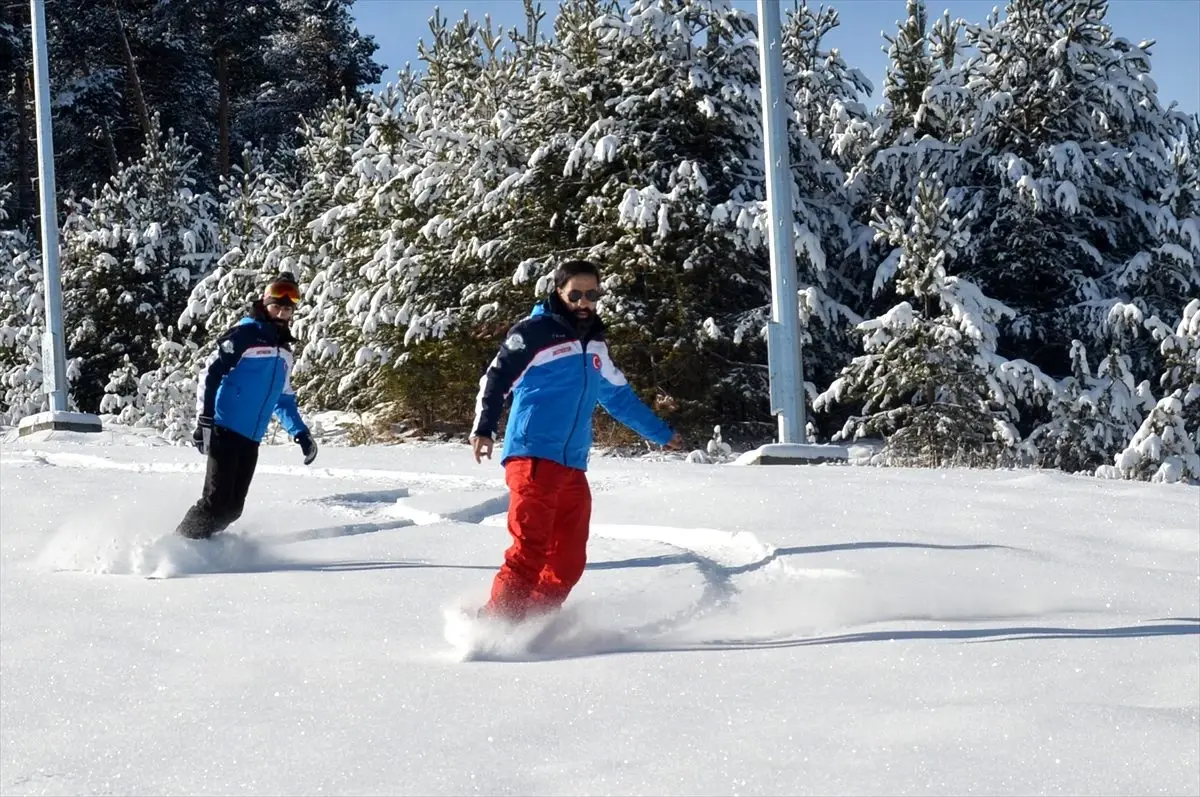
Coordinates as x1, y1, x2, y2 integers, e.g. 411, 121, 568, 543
1131, 124, 1200, 446
291, 87, 423, 413
1101, 391, 1200, 483
840, 1, 970, 448
98, 333, 203, 441
367, 7, 560, 431
814, 173, 1038, 466
0, 183, 50, 424
1144, 297, 1200, 447
1112, 115, 1200, 343
878, 0, 933, 146
375, 0, 874, 440
330, 79, 454, 421
61, 123, 219, 412
178, 145, 289, 338
847, 0, 966, 229
946, 0, 1195, 382
98, 355, 139, 419
335, 8, 524, 422
276, 93, 380, 410
1026, 339, 1155, 472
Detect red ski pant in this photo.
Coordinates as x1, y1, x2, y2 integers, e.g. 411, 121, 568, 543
487, 457, 591, 619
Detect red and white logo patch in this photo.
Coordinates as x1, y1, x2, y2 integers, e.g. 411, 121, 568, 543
592, 354, 602, 370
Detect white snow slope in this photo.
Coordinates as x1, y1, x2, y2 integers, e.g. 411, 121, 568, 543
1, 429, 1197, 796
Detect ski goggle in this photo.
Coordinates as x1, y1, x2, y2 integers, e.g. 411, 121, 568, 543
565, 288, 604, 303
265, 282, 301, 305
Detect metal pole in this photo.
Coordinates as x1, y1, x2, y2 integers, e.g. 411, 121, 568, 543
757, 0, 807, 444
30, 0, 69, 413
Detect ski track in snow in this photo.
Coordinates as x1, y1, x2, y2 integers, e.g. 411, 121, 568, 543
9, 443, 1187, 669
13, 446, 1065, 664
7, 445, 855, 659
10, 444, 1074, 665
7, 446, 811, 588
1, 448, 503, 491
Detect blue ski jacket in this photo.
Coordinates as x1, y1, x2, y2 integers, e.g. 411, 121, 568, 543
196, 302, 309, 443
472, 297, 674, 471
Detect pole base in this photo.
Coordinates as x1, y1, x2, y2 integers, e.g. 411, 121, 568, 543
732, 443, 849, 466
17, 411, 103, 436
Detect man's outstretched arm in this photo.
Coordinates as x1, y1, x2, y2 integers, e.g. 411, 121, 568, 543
594, 342, 675, 445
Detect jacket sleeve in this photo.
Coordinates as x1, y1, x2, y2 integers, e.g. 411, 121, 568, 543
194, 324, 254, 420
595, 342, 674, 445
273, 358, 308, 438
472, 323, 538, 439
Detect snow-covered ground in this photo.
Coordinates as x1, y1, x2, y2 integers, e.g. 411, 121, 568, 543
1, 428, 1197, 796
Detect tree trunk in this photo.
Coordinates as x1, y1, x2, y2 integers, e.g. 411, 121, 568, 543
99, 118, 121, 176
112, 2, 153, 141
214, 0, 232, 179
217, 50, 231, 179
14, 70, 33, 224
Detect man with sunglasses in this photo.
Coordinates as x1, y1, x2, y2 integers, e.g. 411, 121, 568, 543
176, 272, 318, 540
470, 259, 682, 621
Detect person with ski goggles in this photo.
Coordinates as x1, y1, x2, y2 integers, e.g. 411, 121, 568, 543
176, 272, 318, 540
470, 259, 682, 621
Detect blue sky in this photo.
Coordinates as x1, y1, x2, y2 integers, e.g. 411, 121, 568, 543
350, 0, 1199, 115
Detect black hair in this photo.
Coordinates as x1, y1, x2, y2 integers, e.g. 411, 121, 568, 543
552, 260, 601, 288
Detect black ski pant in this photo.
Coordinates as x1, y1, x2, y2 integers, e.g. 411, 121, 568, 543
176, 426, 260, 539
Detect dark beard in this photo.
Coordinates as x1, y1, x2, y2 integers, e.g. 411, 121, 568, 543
572, 309, 595, 337
271, 317, 295, 344
253, 301, 295, 343
548, 292, 596, 337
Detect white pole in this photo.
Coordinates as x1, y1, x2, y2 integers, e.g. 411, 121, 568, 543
29, 0, 69, 413
757, 0, 807, 444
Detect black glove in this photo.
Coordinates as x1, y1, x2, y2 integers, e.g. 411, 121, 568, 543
193, 415, 214, 456
296, 431, 318, 465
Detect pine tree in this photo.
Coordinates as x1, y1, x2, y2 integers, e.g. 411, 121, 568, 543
264, 94, 374, 408
98, 335, 202, 442
879, 0, 934, 145
180, 145, 289, 338
1101, 392, 1200, 483
98, 355, 139, 419
0, 184, 50, 424
848, 1, 965, 224
1, 0, 383, 230
1027, 339, 1155, 472
1145, 297, 1200, 447
60, 125, 219, 411
0, 3, 35, 224
815, 173, 1043, 466
947, 0, 1195, 378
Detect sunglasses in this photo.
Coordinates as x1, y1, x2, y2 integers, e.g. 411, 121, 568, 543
565, 288, 604, 303
265, 283, 301, 304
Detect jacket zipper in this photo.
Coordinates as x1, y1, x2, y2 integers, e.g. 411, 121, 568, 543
562, 333, 590, 464
253, 342, 280, 438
